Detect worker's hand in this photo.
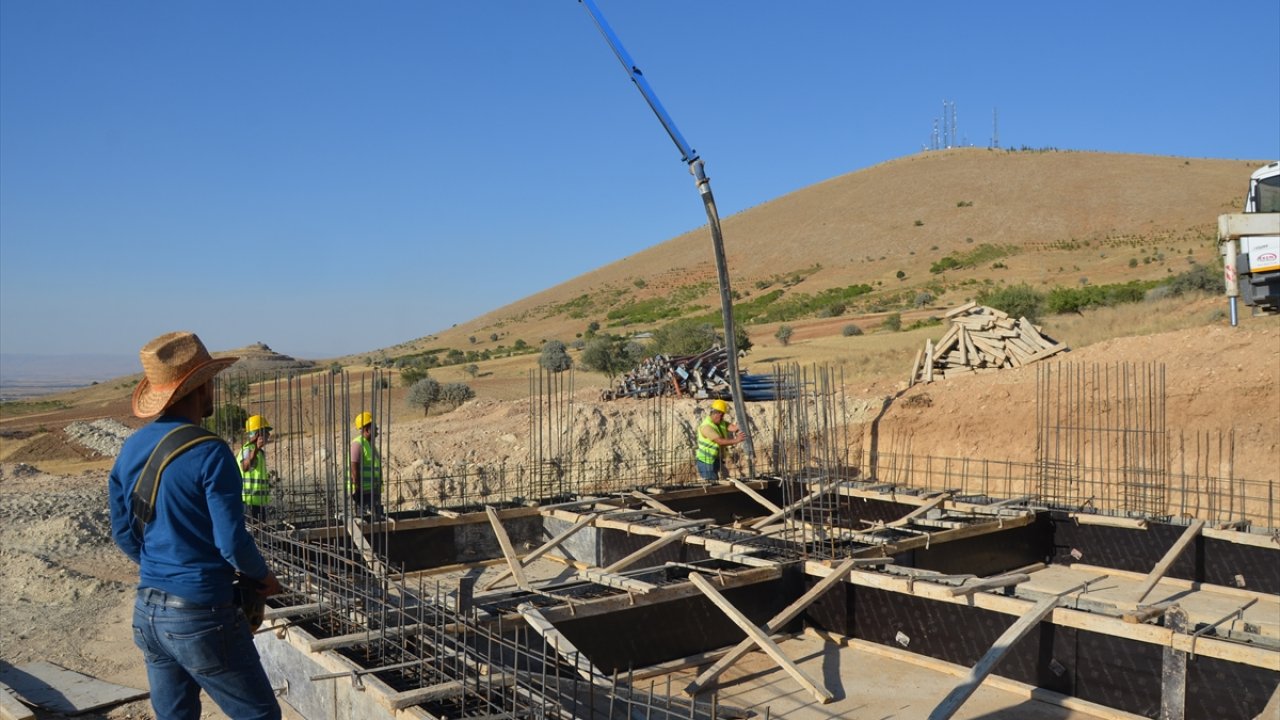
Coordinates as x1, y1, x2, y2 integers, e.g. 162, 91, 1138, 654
257, 570, 283, 597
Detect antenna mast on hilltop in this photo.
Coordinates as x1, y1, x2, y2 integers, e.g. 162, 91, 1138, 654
952, 102, 958, 148
992, 107, 1000, 149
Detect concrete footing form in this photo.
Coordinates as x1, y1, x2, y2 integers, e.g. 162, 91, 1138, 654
217, 364, 1279, 719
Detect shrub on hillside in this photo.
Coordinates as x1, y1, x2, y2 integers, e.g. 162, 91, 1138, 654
1165, 264, 1219, 296
882, 313, 902, 332
775, 325, 794, 346
842, 324, 864, 336
581, 335, 639, 382
440, 382, 475, 409
977, 284, 1045, 321
651, 318, 752, 357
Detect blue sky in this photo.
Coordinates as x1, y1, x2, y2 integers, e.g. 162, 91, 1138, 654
2, 1, 1277, 359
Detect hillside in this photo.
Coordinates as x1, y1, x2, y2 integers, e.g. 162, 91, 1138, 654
371, 149, 1260, 363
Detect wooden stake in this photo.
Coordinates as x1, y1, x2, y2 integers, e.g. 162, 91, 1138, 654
1159, 606, 1187, 720
480, 511, 599, 591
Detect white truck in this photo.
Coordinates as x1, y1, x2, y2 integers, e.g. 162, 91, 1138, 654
1219, 161, 1280, 323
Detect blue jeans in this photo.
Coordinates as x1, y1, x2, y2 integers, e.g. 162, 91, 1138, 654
132, 588, 281, 720
696, 458, 721, 481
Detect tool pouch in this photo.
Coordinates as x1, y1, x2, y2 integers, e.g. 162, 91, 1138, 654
233, 573, 266, 632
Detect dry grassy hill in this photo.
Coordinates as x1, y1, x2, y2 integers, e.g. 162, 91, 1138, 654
374, 149, 1260, 361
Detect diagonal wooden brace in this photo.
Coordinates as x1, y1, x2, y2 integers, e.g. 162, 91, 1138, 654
687, 572, 834, 704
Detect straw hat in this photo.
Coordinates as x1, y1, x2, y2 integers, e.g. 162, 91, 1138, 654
131, 331, 238, 418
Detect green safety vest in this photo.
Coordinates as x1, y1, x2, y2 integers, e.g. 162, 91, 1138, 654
347, 435, 383, 495
695, 416, 729, 465
240, 441, 269, 506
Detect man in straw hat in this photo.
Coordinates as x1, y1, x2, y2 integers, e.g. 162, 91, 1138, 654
108, 331, 283, 720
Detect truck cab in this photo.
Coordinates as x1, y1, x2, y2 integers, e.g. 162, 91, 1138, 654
1220, 161, 1280, 320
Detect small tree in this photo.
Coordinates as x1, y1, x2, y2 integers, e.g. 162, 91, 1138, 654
539, 340, 573, 373
463, 363, 479, 378
400, 365, 428, 387
842, 324, 863, 336
407, 377, 441, 416
882, 313, 902, 332
774, 324, 794, 346
440, 382, 475, 409
581, 335, 633, 383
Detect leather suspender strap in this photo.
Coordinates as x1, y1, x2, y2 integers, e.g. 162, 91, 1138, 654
130, 424, 221, 538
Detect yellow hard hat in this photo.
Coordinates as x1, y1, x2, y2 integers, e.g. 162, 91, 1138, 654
246, 415, 272, 433
710, 399, 729, 414
354, 411, 374, 429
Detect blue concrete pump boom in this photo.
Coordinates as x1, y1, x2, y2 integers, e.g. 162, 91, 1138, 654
578, 0, 756, 469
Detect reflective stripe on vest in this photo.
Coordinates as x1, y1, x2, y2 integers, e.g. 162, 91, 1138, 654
695, 416, 728, 465
347, 435, 382, 494
240, 442, 269, 506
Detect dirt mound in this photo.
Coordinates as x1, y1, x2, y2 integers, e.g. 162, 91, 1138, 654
225, 342, 316, 375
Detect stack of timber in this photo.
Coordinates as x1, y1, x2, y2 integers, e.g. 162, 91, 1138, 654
908, 302, 1068, 386
600, 347, 790, 401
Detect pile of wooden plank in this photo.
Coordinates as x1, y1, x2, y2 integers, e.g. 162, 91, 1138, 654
908, 302, 1068, 385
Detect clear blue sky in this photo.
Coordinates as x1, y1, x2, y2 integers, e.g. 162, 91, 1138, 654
3, 1, 1277, 359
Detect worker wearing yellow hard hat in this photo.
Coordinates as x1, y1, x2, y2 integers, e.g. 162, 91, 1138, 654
239, 415, 272, 521
695, 398, 744, 482
348, 411, 384, 517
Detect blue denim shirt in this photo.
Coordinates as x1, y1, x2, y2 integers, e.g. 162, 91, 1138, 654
109, 415, 270, 606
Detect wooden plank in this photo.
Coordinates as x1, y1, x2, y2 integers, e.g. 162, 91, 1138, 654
943, 301, 977, 318
924, 339, 935, 382
686, 557, 858, 695
929, 577, 1103, 720
687, 573, 834, 704
728, 478, 783, 515
518, 603, 612, 685
629, 490, 679, 515
908, 347, 924, 386
1026, 341, 1068, 363
0, 663, 146, 716
748, 477, 845, 529
574, 568, 657, 594
604, 529, 692, 573
0, 683, 34, 720
263, 602, 322, 621
345, 517, 388, 577
1069, 513, 1149, 530
480, 511, 599, 591
485, 506, 530, 591
888, 492, 951, 528
1133, 520, 1205, 605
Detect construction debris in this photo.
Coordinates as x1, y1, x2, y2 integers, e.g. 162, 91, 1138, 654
600, 347, 788, 401
908, 303, 1068, 386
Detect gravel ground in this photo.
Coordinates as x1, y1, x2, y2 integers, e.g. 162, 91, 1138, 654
63, 419, 134, 458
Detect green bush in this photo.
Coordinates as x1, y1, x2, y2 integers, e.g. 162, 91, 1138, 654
775, 324, 794, 346
977, 284, 1045, 321
651, 317, 752, 356
539, 340, 572, 373
842, 324, 863, 336
1165, 264, 1219, 296
882, 313, 902, 332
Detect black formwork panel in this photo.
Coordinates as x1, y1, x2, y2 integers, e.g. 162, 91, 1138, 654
553, 572, 805, 674
598, 527, 697, 570
1049, 515, 1280, 595
895, 518, 1053, 578
837, 585, 1275, 719
662, 490, 781, 525
376, 515, 547, 571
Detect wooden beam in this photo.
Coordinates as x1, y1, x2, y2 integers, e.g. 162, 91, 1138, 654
687, 573, 834, 704
629, 490, 678, 515
748, 477, 845, 529
345, 517, 388, 577
728, 478, 783, 515
573, 568, 656, 594
605, 529, 692, 573
518, 603, 611, 686
1132, 520, 1205, 605
888, 492, 951, 528
929, 577, 1105, 720
485, 506, 530, 591
0, 683, 35, 720
687, 557, 858, 695
479, 512, 599, 591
